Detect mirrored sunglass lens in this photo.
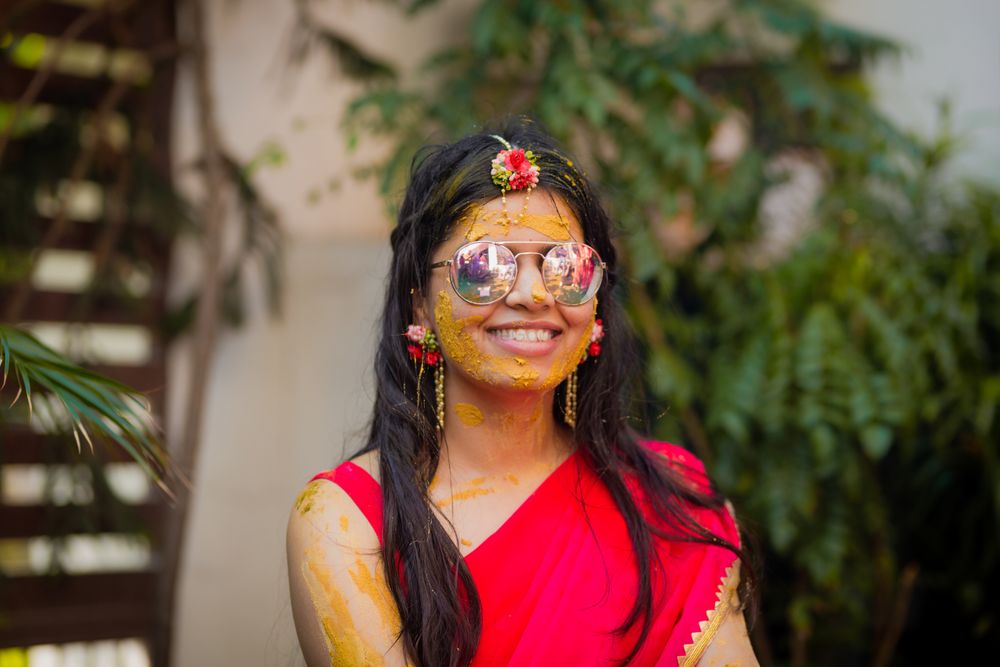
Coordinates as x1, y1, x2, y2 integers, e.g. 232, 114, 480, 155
451, 242, 515, 303
543, 244, 603, 305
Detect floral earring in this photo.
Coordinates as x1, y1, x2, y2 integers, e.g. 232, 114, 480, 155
564, 319, 604, 428
406, 324, 444, 430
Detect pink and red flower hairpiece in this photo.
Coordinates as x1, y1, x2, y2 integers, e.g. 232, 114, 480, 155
490, 135, 540, 192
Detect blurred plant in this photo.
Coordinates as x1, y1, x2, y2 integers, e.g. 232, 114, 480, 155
330, 0, 1000, 663
0, 325, 176, 496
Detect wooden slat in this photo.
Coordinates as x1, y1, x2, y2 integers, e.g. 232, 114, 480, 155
0, 65, 139, 108
0, 0, 176, 657
0, 571, 157, 647
91, 361, 167, 393
0, 361, 168, 392
4, 288, 159, 325
19, 217, 169, 253
0, 426, 155, 464
0, 361, 166, 401
5, 3, 134, 46
0, 502, 162, 538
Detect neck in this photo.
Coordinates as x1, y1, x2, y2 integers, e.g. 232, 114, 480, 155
438, 376, 574, 477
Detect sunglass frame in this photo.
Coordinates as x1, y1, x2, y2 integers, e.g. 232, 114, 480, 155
430, 240, 607, 306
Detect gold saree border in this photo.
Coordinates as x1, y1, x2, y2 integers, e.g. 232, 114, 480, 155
678, 557, 742, 667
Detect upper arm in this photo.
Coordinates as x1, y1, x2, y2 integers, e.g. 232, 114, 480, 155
695, 605, 759, 667
691, 559, 758, 667
286, 478, 406, 667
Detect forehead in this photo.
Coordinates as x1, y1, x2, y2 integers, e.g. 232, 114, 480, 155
446, 191, 584, 251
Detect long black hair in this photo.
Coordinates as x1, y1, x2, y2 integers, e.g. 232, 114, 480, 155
355, 118, 750, 666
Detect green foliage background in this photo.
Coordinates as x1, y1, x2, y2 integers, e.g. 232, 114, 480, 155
339, 0, 1000, 663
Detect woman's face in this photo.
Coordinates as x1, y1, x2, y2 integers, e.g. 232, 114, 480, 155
419, 190, 598, 394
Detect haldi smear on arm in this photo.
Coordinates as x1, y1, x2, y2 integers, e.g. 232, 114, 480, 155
301, 544, 385, 666
347, 558, 402, 636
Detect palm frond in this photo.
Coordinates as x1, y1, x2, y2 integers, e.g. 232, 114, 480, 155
0, 324, 179, 500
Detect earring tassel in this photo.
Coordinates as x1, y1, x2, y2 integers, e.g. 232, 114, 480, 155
564, 370, 578, 428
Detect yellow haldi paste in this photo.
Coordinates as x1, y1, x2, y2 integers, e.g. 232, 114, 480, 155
294, 481, 323, 516
347, 558, 401, 636
454, 402, 485, 427
459, 207, 574, 241
434, 291, 540, 388
301, 546, 384, 665
541, 304, 596, 389
434, 486, 496, 508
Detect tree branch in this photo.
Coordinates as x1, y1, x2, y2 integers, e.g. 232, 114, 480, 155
153, 1, 229, 665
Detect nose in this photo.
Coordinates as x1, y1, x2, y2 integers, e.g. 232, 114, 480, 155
504, 253, 552, 310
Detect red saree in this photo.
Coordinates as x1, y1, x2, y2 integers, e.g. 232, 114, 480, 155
310, 441, 742, 666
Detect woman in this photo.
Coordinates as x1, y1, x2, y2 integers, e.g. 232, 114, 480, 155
286, 119, 759, 666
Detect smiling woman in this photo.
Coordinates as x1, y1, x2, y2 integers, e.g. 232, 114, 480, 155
286, 119, 760, 667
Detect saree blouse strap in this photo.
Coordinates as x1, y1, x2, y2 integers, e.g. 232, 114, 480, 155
310, 462, 385, 543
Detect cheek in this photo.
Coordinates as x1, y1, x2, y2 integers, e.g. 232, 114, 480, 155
562, 300, 598, 340
539, 303, 596, 389
432, 290, 541, 387
433, 290, 485, 365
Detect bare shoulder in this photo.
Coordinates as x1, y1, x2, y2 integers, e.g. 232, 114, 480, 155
285, 473, 379, 559
285, 471, 404, 666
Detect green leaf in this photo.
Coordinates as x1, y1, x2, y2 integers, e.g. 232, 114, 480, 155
860, 424, 892, 459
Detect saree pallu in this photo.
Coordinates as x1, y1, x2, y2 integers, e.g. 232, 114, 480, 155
312, 441, 742, 666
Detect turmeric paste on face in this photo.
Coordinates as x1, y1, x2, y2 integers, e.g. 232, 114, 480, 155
434, 291, 540, 388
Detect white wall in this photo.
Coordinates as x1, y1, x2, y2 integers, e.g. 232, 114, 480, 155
167, 1, 473, 665
827, 0, 1000, 182
166, 1, 999, 665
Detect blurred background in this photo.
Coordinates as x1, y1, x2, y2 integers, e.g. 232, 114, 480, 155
0, 0, 997, 665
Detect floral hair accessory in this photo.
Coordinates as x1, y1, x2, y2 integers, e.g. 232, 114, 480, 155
405, 325, 440, 366
491, 146, 540, 192
405, 325, 426, 343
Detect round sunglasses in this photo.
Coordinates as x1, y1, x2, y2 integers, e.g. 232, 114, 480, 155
430, 240, 606, 306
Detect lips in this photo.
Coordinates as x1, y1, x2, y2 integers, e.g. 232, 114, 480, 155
485, 322, 563, 356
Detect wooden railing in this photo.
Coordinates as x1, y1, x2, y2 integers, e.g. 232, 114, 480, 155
1, 1, 178, 663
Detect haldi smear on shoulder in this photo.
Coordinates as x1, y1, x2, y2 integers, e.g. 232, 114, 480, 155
301, 545, 384, 666
454, 402, 484, 427
294, 480, 323, 516
339, 515, 349, 532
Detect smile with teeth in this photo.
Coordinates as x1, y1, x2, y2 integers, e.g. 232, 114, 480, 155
488, 328, 559, 342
